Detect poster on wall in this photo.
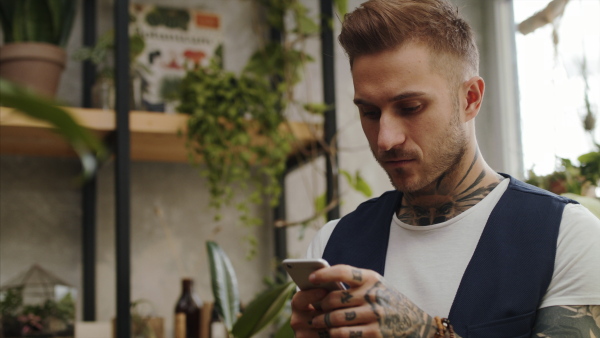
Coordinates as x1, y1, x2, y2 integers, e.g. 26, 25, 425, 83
129, 3, 223, 113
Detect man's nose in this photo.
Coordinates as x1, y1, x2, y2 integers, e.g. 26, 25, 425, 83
377, 113, 407, 151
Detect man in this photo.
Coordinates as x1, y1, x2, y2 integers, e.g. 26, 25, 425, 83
290, 0, 600, 337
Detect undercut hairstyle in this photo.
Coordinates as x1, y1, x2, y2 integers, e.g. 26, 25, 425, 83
338, 0, 479, 84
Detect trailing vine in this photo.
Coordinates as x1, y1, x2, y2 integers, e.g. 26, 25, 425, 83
178, 0, 349, 245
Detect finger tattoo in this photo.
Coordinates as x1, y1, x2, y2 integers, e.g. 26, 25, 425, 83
341, 291, 353, 304
324, 313, 333, 328
345, 311, 357, 321
349, 331, 362, 338
352, 269, 362, 281
318, 331, 330, 338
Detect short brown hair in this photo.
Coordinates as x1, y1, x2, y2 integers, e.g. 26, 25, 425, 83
339, 0, 479, 81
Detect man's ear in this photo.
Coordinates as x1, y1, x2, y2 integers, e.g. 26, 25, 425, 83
463, 76, 485, 122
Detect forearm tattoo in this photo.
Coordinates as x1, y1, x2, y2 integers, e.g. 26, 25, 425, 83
364, 281, 435, 337
533, 305, 600, 337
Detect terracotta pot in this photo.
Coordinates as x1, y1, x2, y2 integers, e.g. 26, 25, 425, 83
0, 42, 67, 97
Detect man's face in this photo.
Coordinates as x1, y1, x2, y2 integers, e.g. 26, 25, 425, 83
352, 43, 469, 193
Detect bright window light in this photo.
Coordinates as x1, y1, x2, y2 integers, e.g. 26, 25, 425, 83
513, 0, 599, 177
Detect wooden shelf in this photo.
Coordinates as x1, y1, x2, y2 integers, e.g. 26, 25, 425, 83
0, 107, 321, 163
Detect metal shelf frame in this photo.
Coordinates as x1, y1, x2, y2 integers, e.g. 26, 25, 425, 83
79, 2, 339, 337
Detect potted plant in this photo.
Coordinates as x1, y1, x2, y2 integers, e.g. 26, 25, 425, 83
206, 241, 296, 338
0, 0, 77, 97
72, 29, 147, 110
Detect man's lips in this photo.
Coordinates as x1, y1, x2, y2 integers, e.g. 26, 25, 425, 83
382, 158, 415, 168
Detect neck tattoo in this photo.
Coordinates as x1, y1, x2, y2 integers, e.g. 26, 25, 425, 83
397, 152, 502, 226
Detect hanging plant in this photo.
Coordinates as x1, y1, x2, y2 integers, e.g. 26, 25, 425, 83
179, 0, 351, 241
179, 50, 292, 227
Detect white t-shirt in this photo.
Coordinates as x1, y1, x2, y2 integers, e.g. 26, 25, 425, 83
306, 179, 600, 317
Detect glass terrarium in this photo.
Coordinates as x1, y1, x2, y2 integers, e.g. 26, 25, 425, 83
0, 264, 76, 338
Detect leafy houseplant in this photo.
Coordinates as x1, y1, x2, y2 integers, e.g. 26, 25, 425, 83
0, 0, 77, 97
179, 0, 352, 253
72, 30, 147, 110
0, 0, 75, 47
0, 78, 107, 178
0, 286, 76, 337
206, 241, 296, 338
525, 59, 599, 218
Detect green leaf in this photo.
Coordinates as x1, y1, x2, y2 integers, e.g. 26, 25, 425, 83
354, 171, 373, 197
0, 79, 107, 178
231, 281, 295, 338
0, 0, 16, 42
340, 170, 372, 198
314, 192, 326, 215
273, 317, 295, 338
11, 1, 26, 42
303, 103, 330, 115
23, 0, 54, 43
340, 169, 353, 186
578, 151, 600, 164
296, 15, 319, 36
56, 0, 77, 47
333, 0, 348, 18
206, 241, 240, 332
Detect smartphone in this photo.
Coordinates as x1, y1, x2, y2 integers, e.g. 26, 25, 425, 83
282, 258, 346, 291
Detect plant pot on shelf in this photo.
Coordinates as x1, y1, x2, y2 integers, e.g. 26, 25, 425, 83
0, 42, 67, 98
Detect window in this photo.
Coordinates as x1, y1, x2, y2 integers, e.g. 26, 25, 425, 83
513, 0, 599, 177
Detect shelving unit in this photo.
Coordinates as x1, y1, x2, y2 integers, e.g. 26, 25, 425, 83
1, 1, 337, 336
0, 106, 322, 162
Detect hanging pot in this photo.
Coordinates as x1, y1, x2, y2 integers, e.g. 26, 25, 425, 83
0, 42, 67, 98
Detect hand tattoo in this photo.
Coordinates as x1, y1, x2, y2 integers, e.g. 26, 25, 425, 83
345, 311, 357, 321
352, 269, 363, 281
324, 313, 333, 328
349, 331, 363, 338
365, 281, 434, 337
318, 331, 330, 338
341, 291, 353, 304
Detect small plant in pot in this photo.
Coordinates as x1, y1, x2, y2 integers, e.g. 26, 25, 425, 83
72, 30, 147, 110
0, 0, 77, 97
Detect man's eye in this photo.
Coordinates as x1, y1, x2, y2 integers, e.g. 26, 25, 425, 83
360, 109, 380, 119
402, 105, 422, 113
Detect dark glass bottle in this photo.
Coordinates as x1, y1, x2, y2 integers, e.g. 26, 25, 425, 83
174, 278, 203, 338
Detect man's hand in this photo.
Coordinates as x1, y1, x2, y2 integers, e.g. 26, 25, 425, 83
290, 265, 438, 338
290, 288, 329, 337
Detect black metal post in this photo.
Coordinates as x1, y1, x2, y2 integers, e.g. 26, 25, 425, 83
269, 20, 289, 278
114, 0, 131, 336
82, 0, 97, 108
320, 0, 340, 220
81, 176, 97, 321
82, 0, 97, 321
273, 174, 288, 283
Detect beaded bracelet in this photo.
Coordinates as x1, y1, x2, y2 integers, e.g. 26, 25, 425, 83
433, 317, 455, 338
